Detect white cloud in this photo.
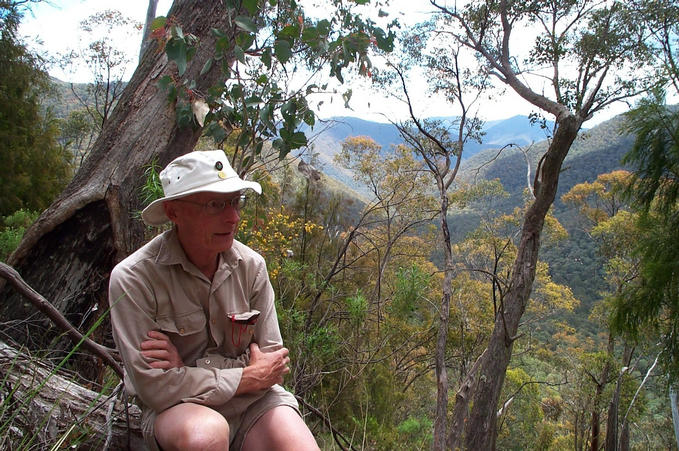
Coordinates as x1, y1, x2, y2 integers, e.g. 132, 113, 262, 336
20, 0, 173, 82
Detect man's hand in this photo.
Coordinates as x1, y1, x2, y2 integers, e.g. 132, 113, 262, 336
236, 343, 290, 395
141, 330, 184, 369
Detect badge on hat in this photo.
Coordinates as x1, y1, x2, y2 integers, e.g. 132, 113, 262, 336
215, 161, 226, 178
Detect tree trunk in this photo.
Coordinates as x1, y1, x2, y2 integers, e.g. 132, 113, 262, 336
671, 386, 679, 449
619, 421, 630, 451
0, 1, 240, 377
0, 341, 144, 450
605, 345, 632, 451
433, 192, 452, 451
140, 0, 160, 62
592, 335, 615, 451
463, 114, 583, 449
448, 350, 484, 449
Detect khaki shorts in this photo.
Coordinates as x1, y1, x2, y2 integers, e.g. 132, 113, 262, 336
141, 385, 299, 450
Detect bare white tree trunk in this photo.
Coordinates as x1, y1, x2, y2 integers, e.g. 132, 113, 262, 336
140, 0, 160, 61
671, 386, 679, 449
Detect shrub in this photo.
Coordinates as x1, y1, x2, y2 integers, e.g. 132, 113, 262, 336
0, 209, 38, 261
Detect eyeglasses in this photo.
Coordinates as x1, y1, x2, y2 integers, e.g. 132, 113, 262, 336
175, 195, 247, 215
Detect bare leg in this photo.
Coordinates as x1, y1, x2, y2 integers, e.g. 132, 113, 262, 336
155, 403, 230, 451
242, 406, 319, 451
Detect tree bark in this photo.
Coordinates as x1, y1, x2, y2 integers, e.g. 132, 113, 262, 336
433, 191, 452, 451
0, 341, 144, 450
448, 350, 484, 449
0, 262, 122, 377
671, 386, 679, 449
463, 114, 583, 449
591, 335, 615, 451
0, 1, 240, 375
605, 345, 632, 451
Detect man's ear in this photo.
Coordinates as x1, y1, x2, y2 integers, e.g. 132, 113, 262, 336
163, 201, 179, 223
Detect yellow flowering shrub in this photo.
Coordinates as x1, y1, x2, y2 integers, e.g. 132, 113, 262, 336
238, 206, 322, 281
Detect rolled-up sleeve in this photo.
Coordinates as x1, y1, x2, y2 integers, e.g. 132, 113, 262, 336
249, 259, 283, 353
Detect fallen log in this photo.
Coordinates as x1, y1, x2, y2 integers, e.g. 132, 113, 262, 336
0, 341, 144, 450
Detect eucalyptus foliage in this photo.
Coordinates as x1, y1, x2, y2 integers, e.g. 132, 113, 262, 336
151, 0, 396, 174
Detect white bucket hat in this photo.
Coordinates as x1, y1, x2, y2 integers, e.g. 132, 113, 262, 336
141, 150, 262, 226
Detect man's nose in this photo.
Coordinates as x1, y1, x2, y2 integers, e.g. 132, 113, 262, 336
221, 205, 240, 222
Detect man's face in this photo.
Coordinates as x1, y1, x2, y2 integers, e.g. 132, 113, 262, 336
165, 191, 242, 256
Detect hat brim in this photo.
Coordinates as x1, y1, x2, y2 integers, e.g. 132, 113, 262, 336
141, 178, 262, 226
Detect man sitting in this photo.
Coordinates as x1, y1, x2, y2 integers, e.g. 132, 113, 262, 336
109, 150, 319, 450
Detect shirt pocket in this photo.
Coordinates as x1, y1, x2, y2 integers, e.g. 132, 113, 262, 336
224, 309, 259, 356
156, 309, 208, 365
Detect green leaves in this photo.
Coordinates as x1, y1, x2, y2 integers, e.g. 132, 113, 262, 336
242, 0, 260, 16
234, 15, 257, 33
150, 16, 166, 31
165, 37, 188, 75
154, 20, 198, 76
274, 39, 292, 63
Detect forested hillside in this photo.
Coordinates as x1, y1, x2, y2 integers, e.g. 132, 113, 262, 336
45, 78, 93, 118
456, 114, 636, 319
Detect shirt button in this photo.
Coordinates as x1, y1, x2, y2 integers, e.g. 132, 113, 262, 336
205, 359, 211, 364
211, 319, 216, 325
179, 328, 185, 334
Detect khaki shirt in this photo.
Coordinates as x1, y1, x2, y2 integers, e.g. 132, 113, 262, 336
108, 228, 283, 417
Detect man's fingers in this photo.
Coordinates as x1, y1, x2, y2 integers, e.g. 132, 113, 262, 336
147, 330, 170, 340
141, 339, 169, 350
148, 360, 173, 369
139, 332, 184, 369
141, 349, 170, 360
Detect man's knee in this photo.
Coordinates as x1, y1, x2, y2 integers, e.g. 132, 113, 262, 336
173, 415, 229, 450
155, 404, 230, 451
244, 406, 319, 450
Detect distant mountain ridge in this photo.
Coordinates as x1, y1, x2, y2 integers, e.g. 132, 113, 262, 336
307, 114, 557, 193
458, 113, 634, 210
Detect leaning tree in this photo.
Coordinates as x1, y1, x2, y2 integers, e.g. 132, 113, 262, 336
423, 0, 662, 448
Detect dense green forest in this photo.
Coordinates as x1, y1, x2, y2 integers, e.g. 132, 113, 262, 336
1, 0, 678, 450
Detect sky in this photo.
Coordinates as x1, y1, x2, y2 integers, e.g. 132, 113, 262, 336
18, 0, 630, 126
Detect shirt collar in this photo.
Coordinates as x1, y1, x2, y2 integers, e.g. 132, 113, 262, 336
155, 228, 186, 266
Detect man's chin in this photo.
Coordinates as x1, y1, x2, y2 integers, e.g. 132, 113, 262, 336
213, 234, 234, 250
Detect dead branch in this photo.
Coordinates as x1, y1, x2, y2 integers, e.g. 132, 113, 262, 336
0, 263, 122, 378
